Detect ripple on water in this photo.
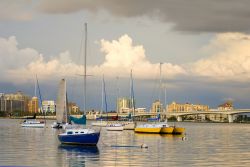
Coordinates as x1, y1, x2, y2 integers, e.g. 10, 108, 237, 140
1, 119, 250, 166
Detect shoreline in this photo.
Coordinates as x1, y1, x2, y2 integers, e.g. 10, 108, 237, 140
1, 117, 250, 124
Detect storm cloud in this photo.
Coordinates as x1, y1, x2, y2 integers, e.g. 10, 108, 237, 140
37, 0, 250, 33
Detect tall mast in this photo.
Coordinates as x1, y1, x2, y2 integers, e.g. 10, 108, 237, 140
101, 75, 104, 114
34, 75, 37, 97
83, 23, 87, 114
164, 85, 167, 112
130, 71, 132, 109
65, 79, 67, 123
102, 75, 108, 114
116, 76, 119, 113
159, 62, 163, 112
130, 69, 135, 116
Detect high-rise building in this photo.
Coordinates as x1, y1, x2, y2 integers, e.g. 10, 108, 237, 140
28, 96, 39, 113
117, 97, 133, 113
0, 91, 30, 114
0, 93, 5, 112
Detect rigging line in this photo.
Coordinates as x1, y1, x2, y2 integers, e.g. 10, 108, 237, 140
36, 75, 45, 123
101, 76, 104, 114
149, 68, 159, 110
83, 22, 87, 114
103, 75, 108, 114
70, 22, 85, 109
130, 69, 136, 118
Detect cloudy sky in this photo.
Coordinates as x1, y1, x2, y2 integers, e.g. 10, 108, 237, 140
1, 0, 250, 110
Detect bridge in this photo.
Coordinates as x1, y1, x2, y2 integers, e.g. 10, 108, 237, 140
163, 109, 250, 123
93, 109, 250, 123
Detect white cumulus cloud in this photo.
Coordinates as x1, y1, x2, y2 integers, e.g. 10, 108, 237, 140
0, 36, 84, 83
90, 34, 186, 79
191, 32, 250, 81
0, 35, 185, 84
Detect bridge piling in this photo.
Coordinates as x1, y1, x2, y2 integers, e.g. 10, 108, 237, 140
177, 116, 182, 122
228, 114, 234, 123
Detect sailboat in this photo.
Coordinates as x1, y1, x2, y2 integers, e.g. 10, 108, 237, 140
134, 66, 162, 133
51, 78, 70, 129
91, 75, 108, 127
58, 23, 100, 145
102, 75, 124, 131
157, 63, 174, 134
123, 70, 136, 130
134, 63, 173, 134
157, 63, 185, 134
21, 76, 45, 128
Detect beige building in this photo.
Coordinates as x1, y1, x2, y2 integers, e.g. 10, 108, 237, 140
218, 101, 233, 111
117, 97, 133, 113
151, 100, 163, 113
28, 96, 39, 113
136, 108, 146, 113
68, 102, 80, 114
1, 91, 30, 113
167, 101, 209, 112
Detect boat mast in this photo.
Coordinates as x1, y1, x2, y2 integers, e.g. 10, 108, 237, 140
101, 76, 104, 115
34, 76, 37, 97
130, 69, 135, 118
83, 23, 87, 114
159, 62, 163, 113
65, 79, 68, 123
102, 75, 108, 120
116, 76, 119, 113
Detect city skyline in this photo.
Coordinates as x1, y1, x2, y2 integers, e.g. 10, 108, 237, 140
1, 1, 250, 109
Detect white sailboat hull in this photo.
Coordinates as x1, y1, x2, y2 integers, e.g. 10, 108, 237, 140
123, 122, 136, 130
106, 123, 124, 131
21, 120, 45, 128
91, 121, 108, 127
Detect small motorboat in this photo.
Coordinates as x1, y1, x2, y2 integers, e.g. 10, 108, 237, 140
21, 120, 45, 128
51, 122, 63, 129
106, 123, 124, 131
58, 128, 100, 145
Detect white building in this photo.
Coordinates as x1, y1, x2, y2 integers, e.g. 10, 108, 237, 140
136, 108, 146, 113
41, 100, 56, 113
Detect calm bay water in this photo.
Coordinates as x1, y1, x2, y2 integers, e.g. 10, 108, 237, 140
1, 119, 250, 166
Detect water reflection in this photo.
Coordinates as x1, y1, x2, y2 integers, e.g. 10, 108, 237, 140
58, 144, 99, 155
134, 132, 185, 139
58, 145, 100, 167
2, 119, 250, 166
160, 134, 186, 139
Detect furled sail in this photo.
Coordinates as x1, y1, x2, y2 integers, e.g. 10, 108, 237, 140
56, 79, 68, 124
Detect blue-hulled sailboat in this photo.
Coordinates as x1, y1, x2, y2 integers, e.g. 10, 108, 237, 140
58, 128, 100, 145
58, 23, 100, 145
